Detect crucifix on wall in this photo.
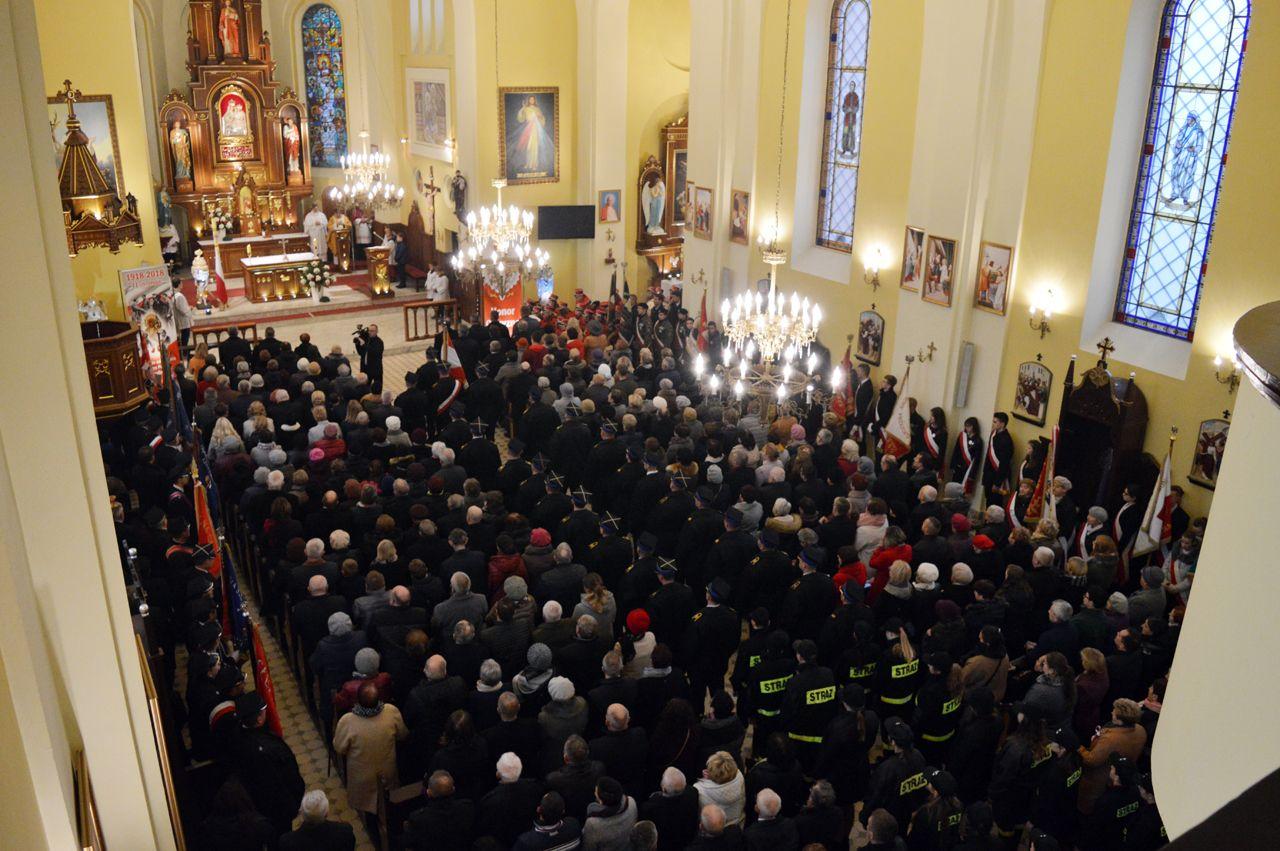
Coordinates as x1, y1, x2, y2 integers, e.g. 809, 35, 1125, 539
421, 166, 441, 236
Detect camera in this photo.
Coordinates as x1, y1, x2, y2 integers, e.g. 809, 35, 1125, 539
353, 324, 369, 341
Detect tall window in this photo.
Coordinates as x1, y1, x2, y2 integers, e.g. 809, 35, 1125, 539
816, 0, 870, 252
301, 4, 349, 169
1114, 0, 1249, 340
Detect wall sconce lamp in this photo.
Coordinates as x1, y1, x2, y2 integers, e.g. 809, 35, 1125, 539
1213, 353, 1241, 394
917, 341, 937, 363
1029, 289, 1055, 338
863, 246, 886, 290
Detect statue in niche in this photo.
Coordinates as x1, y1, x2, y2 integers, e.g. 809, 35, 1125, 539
169, 122, 193, 180
219, 0, 241, 57
449, 169, 468, 218
282, 115, 302, 177
643, 174, 666, 236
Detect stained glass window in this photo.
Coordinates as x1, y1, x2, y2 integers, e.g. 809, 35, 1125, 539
1114, 0, 1249, 340
816, 0, 870, 252
301, 4, 348, 169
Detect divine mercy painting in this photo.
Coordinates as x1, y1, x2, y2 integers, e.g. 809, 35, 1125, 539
499, 87, 559, 185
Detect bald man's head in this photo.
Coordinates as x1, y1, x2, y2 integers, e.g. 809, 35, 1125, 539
425, 654, 447, 680
427, 770, 454, 798
605, 703, 629, 732
700, 805, 726, 836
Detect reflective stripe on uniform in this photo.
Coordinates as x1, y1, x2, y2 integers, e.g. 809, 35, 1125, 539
756, 708, 781, 717
880, 694, 914, 705
920, 730, 955, 743
788, 732, 823, 743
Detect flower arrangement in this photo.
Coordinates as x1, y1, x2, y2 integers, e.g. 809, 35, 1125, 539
206, 207, 233, 235
302, 258, 336, 300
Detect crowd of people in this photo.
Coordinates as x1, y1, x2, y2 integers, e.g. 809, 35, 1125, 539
99, 289, 1198, 850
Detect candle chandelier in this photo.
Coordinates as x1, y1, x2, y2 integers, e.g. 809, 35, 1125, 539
452, 179, 550, 293
328, 130, 406, 212
719, 0, 820, 367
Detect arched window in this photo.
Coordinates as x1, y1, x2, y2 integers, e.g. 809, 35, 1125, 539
1114, 0, 1249, 340
815, 0, 870, 252
301, 4, 349, 169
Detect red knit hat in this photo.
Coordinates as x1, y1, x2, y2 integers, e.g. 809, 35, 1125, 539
625, 609, 651, 635
951, 514, 971, 533
972, 534, 995, 551
530, 528, 552, 547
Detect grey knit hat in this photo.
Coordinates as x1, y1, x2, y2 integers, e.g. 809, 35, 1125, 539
526, 643, 553, 671
504, 575, 529, 601
355, 647, 380, 676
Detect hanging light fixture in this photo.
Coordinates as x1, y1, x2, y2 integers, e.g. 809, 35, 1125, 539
452, 0, 550, 295
328, 130, 406, 213
720, 0, 820, 366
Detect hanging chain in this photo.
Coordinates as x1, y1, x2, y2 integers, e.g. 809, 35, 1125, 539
773, 0, 794, 241
494, 0, 501, 86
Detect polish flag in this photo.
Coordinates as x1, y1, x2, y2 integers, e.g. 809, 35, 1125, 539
1133, 447, 1174, 556
881, 365, 913, 459
831, 339, 854, 420
441, 326, 468, 388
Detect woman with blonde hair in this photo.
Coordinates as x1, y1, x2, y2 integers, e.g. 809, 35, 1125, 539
873, 559, 915, 627
208, 416, 240, 458
693, 751, 746, 826
1078, 698, 1147, 814
188, 340, 210, 376
571, 572, 617, 636
1030, 517, 1063, 566
241, 401, 271, 440
1074, 646, 1110, 740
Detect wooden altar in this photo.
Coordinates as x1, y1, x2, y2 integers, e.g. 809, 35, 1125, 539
199, 231, 309, 273
635, 116, 687, 284
159, 1, 313, 239
240, 252, 317, 302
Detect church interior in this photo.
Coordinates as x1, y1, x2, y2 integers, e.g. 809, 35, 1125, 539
3, 0, 1280, 847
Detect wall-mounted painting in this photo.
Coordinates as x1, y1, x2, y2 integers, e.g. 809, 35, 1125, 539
974, 240, 1014, 316
48, 94, 123, 197
598, 189, 621, 223
407, 67, 451, 161
922, 235, 956, 307
856, 309, 884, 366
900, 225, 924, 291
1012, 360, 1053, 426
729, 189, 750, 245
693, 186, 713, 240
1189, 417, 1229, 490
499, 87, 559, 185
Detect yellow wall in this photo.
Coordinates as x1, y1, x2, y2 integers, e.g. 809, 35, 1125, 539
34, 0, 164, 320
991, 0, 1280, 519
625, 0, 689, 278
470, 0, 578, 295
749, 0, 924, 368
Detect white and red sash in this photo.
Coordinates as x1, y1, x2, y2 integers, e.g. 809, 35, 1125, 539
1112, 502, 1133, 543
958, 436, 977, 496
437, 379, 461, 414
924, 426, 942, 460
1006, 491, 1023, 529
1076, 521, 1092, 558
985, 434, 1002, 472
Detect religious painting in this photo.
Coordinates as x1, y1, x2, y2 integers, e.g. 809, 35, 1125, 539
729, 189, 750, 245
692, 186, 713, 240
672, 150, 689, 224
1189, 417, 1229, 490
676, 179, 693, 228
406, 67, 451, 161
499, 87, 560, 185
921, 235, 956, 307
301, 3, 349, 169
48, 94, 123, 198
855, 309, 884, 366
1012, 361, 1052, 426
900, 225, 924, 291
598, 190, 621, 224
215, 86, 256, 161
973, 240, 1014, 316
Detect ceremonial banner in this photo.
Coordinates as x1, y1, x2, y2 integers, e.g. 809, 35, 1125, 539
1025, 427, 1057, 526
881, 365, 913, 459
251, 623, 283, 736
482, 281, 523, 328
1134, 442, 1175, 556
831, 340, 854, 420
440, 327, 468, 388
120, 264, 179, 374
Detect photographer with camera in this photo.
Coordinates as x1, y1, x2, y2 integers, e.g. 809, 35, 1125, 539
353, 323, 384, 394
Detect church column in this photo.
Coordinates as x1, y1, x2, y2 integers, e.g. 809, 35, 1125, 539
575, 0, 628, 299
0, 0, 175, 847
452, 0, 481, 185
685, 0, 763, 313
893, 0, 1051, 419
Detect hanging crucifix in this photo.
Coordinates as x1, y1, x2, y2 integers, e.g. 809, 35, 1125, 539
421, 166, 441, 236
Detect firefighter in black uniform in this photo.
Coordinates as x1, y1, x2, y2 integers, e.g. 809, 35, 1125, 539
740, 529, 796, 620
530, 471, 574, 533
906, 768, 964, 851
648, 471, 696, 557
549, 405, 592, 487
912, 652, 964, 766
558, 487, 600, 558
780, 546, 838, 641
835, 618, 881, 697
1079, 755, 1141, 851
729, 608, 772, 698
864, 716, 929, 830
645, 557, 696, 648
457, 418, 501, 489
781, 638, 838, 773
585, 512, 632, 595
702, 506, 756, 599
230, 692, 305, 835
682, 577, 740, 705
818, 581, 874, 668
585, 420, 627, 497
496, 438, 532, 505
439, 401, 473, 450
515, 453, 549, 515
1123, 772, 1167, 851
675, 486, 725, 594
607, 444, 646, 524
1031, 726, 1082, 847
617, 532, 659, 615
743, 629, 796, 746
874, 620, 922, 720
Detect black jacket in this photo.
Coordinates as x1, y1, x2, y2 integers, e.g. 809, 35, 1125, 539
403, 796, 475, 851
278, 820, 356, 851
